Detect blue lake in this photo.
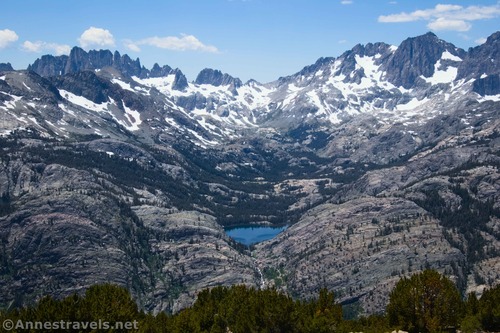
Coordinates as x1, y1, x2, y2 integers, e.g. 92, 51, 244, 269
225, 225, 287, 246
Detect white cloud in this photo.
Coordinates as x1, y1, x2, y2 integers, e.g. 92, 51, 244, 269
475, 37, 487, 44
338, 39, 348, 44
0, 29, 19, 48
22, 40, 71, 55
434, 4, 463, 13
22, 41, 43, 52
378, 3, 500, 31
427, 18, 471, 32
452, 4, 500, 20
78, 27, 115, 48
123, 39, 141, 52
130, 34, 218, 53
341, 0, 353, 4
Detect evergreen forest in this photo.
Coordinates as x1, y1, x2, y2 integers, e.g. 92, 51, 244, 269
0, 270, 498, 333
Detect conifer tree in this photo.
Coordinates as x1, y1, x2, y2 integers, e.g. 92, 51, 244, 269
387, 269, 463, 333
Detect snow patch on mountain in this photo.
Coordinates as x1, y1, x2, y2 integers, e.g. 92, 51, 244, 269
112, 78, 135, 92
123, 105, 142, 131
59, 89, 108, 112
441, 51, 462, 62
396, 97, 431, 111
422, 51, 461, 85
478, 94, 500, 102
132, 75, 176, 95
306, 91, 326, 115
0, 93, 22, 110
132, 74, 272, 134
354, 55, 383, 89
423, 64, 458, 85
234, 82, 273, 111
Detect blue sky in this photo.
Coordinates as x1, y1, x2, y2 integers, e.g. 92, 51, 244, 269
1, 0, 499, 83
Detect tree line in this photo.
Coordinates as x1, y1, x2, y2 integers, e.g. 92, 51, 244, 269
0, 270, 498, 332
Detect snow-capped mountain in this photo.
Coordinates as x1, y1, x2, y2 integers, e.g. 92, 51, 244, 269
0, 32, 499, 314
4, 31, 497, 148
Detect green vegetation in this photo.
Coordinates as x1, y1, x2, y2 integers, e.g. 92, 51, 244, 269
461, 286, 500, 332
387, 270, 500, 333
387, 269, 463, 333
262, 267, 287, 288
1, 284, 140, 333
1, 270, 498, 333
0, 284, 342, 333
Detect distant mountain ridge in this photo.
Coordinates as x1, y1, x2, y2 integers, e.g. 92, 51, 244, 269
27, 47, 189, 90
23, 31, 500, 101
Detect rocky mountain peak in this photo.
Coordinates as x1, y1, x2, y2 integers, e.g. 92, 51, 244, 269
1, 70, 62, 104
112, 51, 148, 78
296, 57, 335, 78
331, 42, 394, 81
65, 47, 113, 74
349, 42, 392, 58
27, 54, 69, 77
148, 63, 188, 90
485, 30, 500, 44
172, 69, 189, 91
150, 63, 173, 77
245, 78, 261, 86
457, 30, 500, 81
383, 32, 463, 89
52, 70, 112, 104
65, 47, 150, 78
0, 63, 14, 72
28, 47, 189, 91
195, 68, 242, 88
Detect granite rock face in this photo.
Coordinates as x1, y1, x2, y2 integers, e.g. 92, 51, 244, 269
457, 31, 500, 80
194, 68, 242, 95
254, 197, 464, 314
0, 161, 149, 306
254, 100, 500, 315
0, 63, 14, 72
195, 68, 242, 88
473, 74, 500, 96
383, 32, 465, 89
0, 142, 261, 312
